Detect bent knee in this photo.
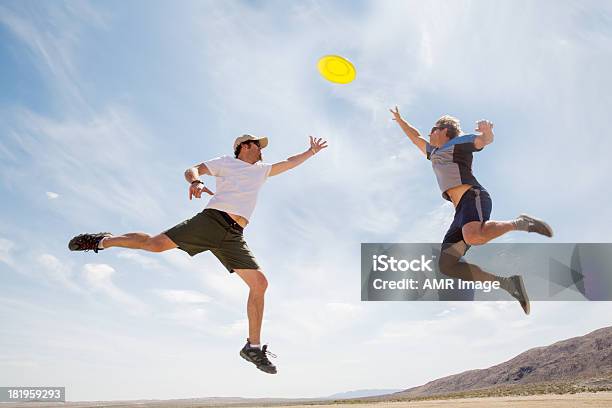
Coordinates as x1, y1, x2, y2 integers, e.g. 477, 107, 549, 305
243, 270, 268, 293
462, 226, 486, 246
235, 269, 268, 293
252, 270, 268, 292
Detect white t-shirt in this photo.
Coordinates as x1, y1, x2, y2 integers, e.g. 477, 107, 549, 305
204, 156, 272, 221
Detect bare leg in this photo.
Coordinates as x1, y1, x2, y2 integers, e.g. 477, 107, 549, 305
463, 213, 554, 246
439, 241, 530, 314
439, 241, 500, 282
102, 233, 177, 252
233, 269, 268, 345
463, 220, 515, 246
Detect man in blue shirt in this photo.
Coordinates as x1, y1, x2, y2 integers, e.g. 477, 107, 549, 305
390, 107, 553, 314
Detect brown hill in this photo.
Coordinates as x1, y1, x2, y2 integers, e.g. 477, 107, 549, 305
394, 326, 612, 398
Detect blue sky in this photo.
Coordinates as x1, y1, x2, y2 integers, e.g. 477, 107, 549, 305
1, 0, 612, 401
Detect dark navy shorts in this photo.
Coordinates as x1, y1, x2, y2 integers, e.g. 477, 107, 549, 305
442, 187, 492, 245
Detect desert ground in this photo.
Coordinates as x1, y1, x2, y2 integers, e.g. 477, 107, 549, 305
4, 392, 612, 408
267, 392, 612, 408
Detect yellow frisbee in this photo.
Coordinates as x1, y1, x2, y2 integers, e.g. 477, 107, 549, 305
317, 55, 356, 84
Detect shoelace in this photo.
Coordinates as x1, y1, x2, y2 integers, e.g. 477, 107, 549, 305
261, 345, 277, 362
76, 234, 100, 252
83, 235, 98, 251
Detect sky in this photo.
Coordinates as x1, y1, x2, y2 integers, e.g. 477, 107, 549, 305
1, 0, 612, 402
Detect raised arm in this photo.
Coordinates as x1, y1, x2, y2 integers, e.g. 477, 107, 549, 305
269, 136, 328, 177
473, 119, 494, 150
389, 106, 428, 156
184, 163, 214, 200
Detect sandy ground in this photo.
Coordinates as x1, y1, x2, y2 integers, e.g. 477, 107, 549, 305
266, 392, 612, 408
4, 392, 612, 407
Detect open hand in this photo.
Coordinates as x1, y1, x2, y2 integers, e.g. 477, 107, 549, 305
476, 119, 494, 134
189, 181, 214, 200
389, 106, 403, 122
309, 136, 328, 154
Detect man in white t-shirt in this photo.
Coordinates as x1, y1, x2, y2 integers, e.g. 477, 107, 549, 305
69, 134, 328, 374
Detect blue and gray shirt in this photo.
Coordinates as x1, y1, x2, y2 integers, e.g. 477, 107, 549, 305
426, 134, 484, 201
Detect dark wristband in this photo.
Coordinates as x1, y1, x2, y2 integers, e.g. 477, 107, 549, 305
191, 180, 204, 185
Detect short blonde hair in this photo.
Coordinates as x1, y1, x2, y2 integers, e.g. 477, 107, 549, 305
436, 115, 462, 139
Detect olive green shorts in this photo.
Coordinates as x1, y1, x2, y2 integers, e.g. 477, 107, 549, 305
164, 208, 260, 273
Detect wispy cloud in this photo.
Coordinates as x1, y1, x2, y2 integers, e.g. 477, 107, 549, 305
2, 108, 168, 226
153, 289, 211, 304
117, 251, 162, 270
36, 254, 81, 293
0, 238, 16, 268
156, 306, 209, 329
218, 318, 249, 338
82, 263, 148, 315
0, 2, 108, 109
160, 250, 247, 304
268, 299, 366, 343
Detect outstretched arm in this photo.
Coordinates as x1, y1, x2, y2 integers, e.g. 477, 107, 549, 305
269, 136, 328, 177
184, 163, 214, 200
473, 119, 494, 149
389, 106, 428, 156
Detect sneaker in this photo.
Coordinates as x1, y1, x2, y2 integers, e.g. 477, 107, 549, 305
517, 214, 553, 237
68, 232, 111, 253
507, 275, 530, 315
239, 339, 277, 374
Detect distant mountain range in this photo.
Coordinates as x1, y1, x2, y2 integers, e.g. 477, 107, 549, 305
325, 389, 403, 399
391, 326, 612, 399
